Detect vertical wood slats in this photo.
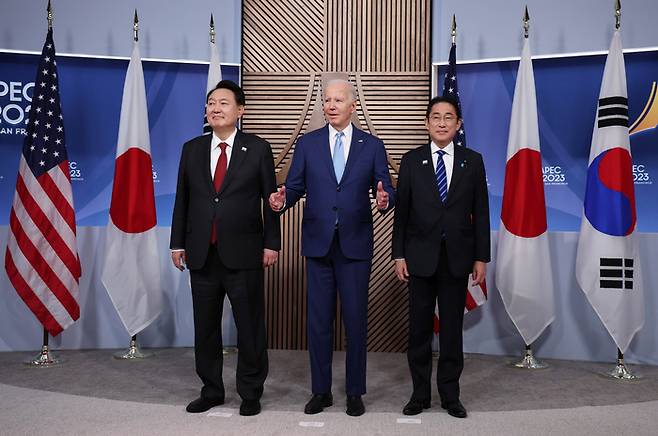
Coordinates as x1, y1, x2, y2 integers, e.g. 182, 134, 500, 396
324, 0, 427, 72
243, 0, 430, 352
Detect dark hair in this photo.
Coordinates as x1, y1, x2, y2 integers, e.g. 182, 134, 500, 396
206, 80, 246, 105
425, 95, 462, 120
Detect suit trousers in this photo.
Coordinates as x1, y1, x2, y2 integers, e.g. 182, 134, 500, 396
407, 241, 468, 404
190, 246, 268, 402
306, 230, 371, 396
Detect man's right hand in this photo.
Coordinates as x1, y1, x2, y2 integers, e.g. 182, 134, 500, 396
395, 259, 409, 282
269, 185, 286, 212
171, 250, 186, 271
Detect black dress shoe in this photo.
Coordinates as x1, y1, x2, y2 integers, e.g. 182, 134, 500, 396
346, 395, 365, 416
239, 399, 261, 416
304, 393, 333, 414
185, 396, 224, 413
403, 398, 431, 415
441, 400, 467, 418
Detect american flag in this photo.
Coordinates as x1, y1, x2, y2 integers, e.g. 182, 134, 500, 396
4, 29, 81, 336
436, 41, 487, 329
442, 43, 467, 147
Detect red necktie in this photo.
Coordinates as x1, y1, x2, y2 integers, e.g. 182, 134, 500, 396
210, 142, 228, 244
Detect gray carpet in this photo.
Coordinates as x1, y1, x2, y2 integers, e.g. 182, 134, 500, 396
1, 348, 657, 413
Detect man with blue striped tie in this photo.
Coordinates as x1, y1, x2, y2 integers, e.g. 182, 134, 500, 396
392, 96, 490, 419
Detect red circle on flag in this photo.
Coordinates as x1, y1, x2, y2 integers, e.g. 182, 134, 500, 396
109, 147, 157, 233
500, 148, 547, 237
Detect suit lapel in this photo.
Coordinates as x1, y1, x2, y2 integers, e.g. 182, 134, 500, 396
202, 134, 214, 193
447, 146, 466, 205
421, 144, 443, 205
341, 125, 363, 182
319, 125, 337, 183
219, 130, 248, 195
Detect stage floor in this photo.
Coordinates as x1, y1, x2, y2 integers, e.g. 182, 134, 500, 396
1, 349, 657, 435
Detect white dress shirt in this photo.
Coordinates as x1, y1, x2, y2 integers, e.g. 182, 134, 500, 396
431, 141, 455, 190
328, 123, 353, 162
211, 128, 237, 176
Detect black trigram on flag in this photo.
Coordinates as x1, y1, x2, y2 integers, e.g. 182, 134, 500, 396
600, 258, 634, 289
597, 96, 629, 128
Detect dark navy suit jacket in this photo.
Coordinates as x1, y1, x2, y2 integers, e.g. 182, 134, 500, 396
283, 124, 395, 260
392, 144, 490, 277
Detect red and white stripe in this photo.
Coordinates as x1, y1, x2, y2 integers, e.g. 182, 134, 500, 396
5, 157, 80, 336
433, 281, 488, 334
465, 280, 487, 312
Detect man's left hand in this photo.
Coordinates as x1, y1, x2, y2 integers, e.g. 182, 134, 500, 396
471, 261, 486, 286
375, 181, 388, 210
263, 248, 278, 268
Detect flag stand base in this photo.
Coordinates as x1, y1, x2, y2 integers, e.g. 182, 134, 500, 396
512, 348, 548, 369
25, 345, 63, 367
603, 359, 641, 380
114, 336, 153, 360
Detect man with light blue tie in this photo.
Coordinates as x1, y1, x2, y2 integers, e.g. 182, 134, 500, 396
269, 79, 395, 416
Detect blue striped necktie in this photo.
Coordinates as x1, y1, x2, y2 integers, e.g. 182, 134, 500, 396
435, 149, 448, 203
333, 131, 345, 182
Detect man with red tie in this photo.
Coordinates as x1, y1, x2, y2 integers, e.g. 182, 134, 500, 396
170, 80, 280, 416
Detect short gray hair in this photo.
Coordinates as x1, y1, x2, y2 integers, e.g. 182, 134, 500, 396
324, 79, 357, 102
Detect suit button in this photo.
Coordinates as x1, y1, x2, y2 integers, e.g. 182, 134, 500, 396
214, 198, 219, 203
332, 206, 337, 211
336, 186, 341, 192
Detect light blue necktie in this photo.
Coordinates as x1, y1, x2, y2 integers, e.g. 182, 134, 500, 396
333, 131, 345, 182
435, 149, 448, 203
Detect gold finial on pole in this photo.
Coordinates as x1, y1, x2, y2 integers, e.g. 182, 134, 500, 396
523, 6, 530, 39
133, 9, 139, 42
210, 14, 216, 44
47, 0, 53, 30
615, 0, 621, 30
451, 14, 457, 45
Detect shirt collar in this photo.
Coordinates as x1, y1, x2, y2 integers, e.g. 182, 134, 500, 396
431, 141, 454, 156
212, 128, 238, 149
328, 123, 353, 141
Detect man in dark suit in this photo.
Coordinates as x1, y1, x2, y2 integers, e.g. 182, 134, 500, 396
393, 96, 490, 419
170, 80, 280, 416
269, 79, 395, 416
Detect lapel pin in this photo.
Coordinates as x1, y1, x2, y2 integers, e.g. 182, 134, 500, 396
422, 160, 428, 165
460, 159, 467, 168
358, 139, 363, 143
241, 146, 247, 151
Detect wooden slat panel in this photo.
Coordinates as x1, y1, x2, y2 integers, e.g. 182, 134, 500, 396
244, 0, 430, 352
243, 0, 324, 72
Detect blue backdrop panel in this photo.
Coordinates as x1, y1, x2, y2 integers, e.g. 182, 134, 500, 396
0, 50, 656, 363
446, 50, 657, 232
0, 52, 239, 227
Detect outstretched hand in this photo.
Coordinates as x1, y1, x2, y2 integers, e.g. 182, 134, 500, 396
269, 185, 286, 212
375, 181, 389, 210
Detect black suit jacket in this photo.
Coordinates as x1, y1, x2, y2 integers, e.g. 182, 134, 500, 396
392, 144, 490, 278
170, 130, 280, 270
